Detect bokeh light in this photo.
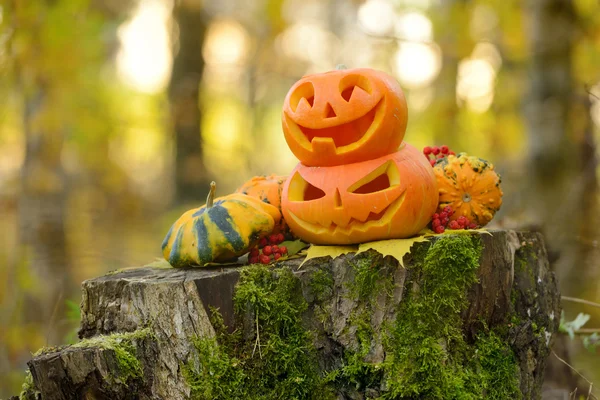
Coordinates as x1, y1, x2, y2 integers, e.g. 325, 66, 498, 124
117, 0, 173, 93
395, 11, 433, 42
203, 18, 252, 67
278, 22, 340, 66
469, 4, 499, 40
202, 18, 252, 90
393, 42, 442, 89
456, 42, 502, 113
397, 0, 432, 9
358, 0, 396, 36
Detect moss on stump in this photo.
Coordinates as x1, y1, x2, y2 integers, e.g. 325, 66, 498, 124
20, 230, 559, 400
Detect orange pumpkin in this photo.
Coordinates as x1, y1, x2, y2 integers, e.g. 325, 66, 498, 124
235, 174, 287, 209
236, 174, 289, 234
282, 67, 408, 167
281, 143, 438, 245
433, 154, 503, 227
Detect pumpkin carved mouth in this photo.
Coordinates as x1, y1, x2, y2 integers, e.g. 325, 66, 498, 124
297, 102, 379, 148
285, 190, 406, 237
281, 144, 439, 244
284, 98, 385, 154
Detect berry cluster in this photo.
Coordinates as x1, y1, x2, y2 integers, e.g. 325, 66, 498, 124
423, 145, 456, 166
431, 206, 478, 233
249, 233, 288, 264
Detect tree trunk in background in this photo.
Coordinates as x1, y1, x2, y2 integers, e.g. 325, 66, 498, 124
575, 92, 599, 291
524, 0, 577, 229
17, 77, 70, 346
524, 0, 599, 394
169, 0, 208, 205
431, 1, 461, 144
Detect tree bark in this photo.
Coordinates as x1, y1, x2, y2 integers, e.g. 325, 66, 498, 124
169, 0, 209, 204
20, 230, 560, 399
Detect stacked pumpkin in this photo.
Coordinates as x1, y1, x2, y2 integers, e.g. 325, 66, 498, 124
280, 67, 439, 245
161, 67, 504, 267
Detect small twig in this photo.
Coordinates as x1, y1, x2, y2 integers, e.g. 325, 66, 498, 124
358, 22, 437, 46
574, 328, 600, 334
252, 312, 262, 359
570, 387, 578, 400
46, 290, 64, 345
552, 351, 598, 400
585, 84, 600, 100
562, 296, 600, 309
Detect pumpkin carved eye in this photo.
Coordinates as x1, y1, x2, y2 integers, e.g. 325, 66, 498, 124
281, 144, 439, 245
339, 74, 372, 102
282, 68, 408, 167
287, 172, 326, 201
348, 160, 400, 194
289, 82, 315, 112
304, 182, 326, 200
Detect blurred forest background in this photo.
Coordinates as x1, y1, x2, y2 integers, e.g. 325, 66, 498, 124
0, 0, 599, 397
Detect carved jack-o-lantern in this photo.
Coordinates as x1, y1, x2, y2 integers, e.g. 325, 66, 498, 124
282, 68, 408, 167
281, 144, 438, 245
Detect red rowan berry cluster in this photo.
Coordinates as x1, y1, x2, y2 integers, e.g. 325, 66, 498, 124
423, 145, 456, 166
249, 233, 288, 264
430, 206, 478, 234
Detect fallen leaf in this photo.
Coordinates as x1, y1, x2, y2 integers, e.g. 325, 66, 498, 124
281, 239, 310, 256
299, 244, 358, 268
356, 235, 431, 268
144, 258, 173, 268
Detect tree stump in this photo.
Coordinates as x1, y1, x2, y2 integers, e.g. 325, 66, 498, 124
20, 230, 560, 400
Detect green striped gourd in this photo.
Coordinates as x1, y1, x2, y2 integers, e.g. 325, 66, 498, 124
162, 181, 281, 267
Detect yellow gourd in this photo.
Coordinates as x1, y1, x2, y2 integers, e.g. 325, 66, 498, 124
433, 154, 503, 227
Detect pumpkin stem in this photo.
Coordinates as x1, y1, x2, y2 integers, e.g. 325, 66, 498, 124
335, 64, 347, 70
207, 181, 216, 208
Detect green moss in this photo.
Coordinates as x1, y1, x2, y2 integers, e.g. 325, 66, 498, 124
70, 328, 150, 383
19, 370, 39, 400
185, 265, 334, 400
32, 345, 62, 356
309, 267, 334, 302
185, 234, 522, 399
348, 252, 381, 300
26, 329, 149, 395
347, 251, 394, 303
328, 251, 394, 392
326, 308, 384, 392
514, 242, 539, 291
470, 331, 521, 398
382, 235, 522, 400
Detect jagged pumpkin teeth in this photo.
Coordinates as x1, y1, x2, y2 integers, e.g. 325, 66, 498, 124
281, 144, 438, 245
282, 67, 408, 167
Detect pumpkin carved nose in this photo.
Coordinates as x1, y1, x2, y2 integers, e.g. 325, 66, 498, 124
334, 188, 342, 208
324, 102, 337, 118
